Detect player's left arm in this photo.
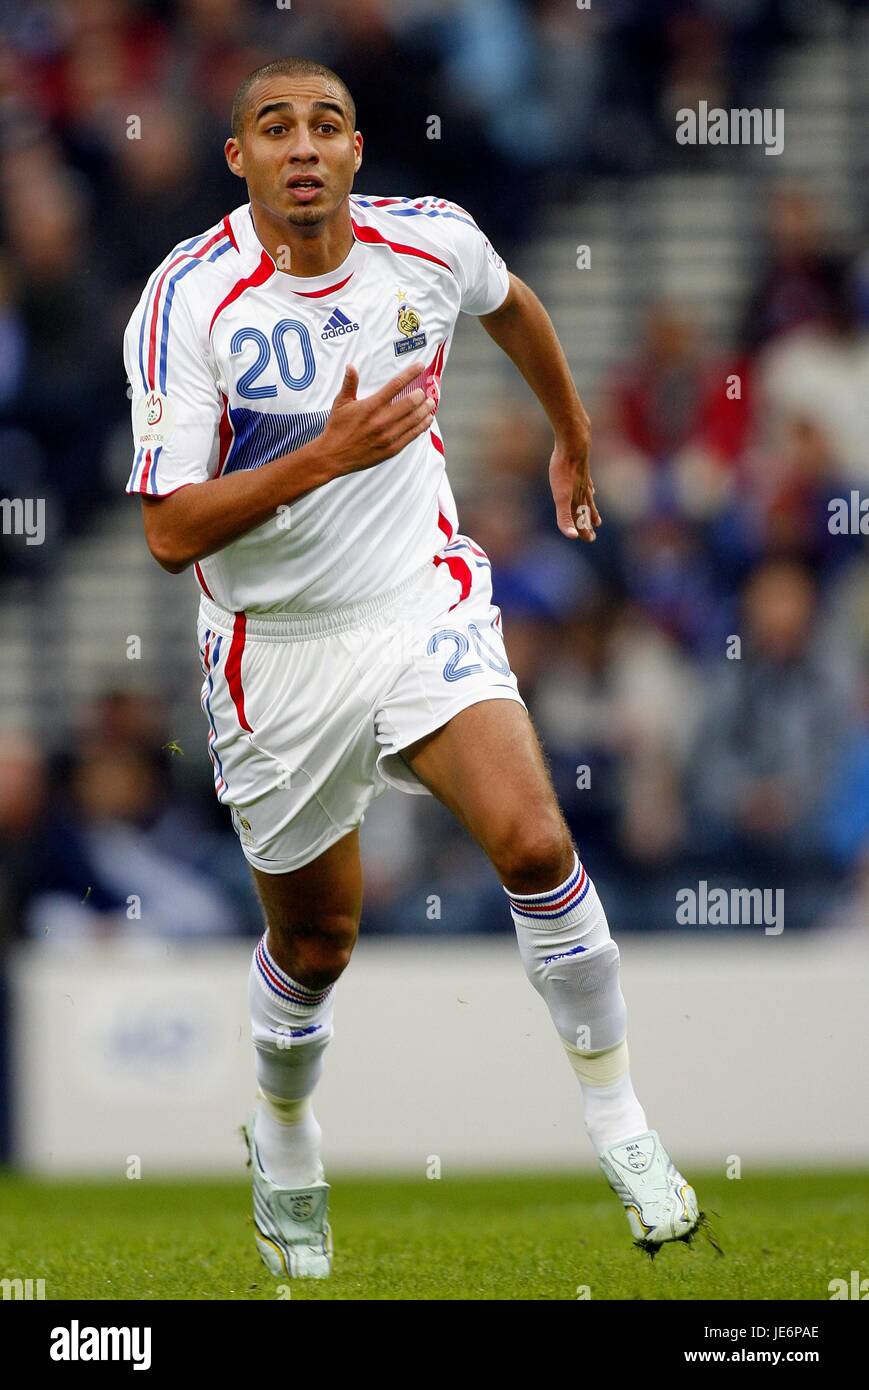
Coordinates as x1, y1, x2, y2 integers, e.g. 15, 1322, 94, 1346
479, 272, 599, 542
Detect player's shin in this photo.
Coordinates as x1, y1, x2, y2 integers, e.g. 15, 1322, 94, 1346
248, 933, 334, 1187
504, 851, 648, 1153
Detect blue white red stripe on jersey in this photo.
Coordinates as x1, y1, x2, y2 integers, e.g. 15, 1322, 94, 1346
138, 225, 234, 394
352, 197, 477, 228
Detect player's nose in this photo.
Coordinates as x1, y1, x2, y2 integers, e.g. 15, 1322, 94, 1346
285, 133, 320, 163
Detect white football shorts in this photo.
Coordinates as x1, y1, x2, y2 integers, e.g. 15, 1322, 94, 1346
196, 534, 528, 874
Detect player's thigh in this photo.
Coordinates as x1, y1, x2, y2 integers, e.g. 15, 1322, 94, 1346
400, 699, 573, 889
251, 827, 364, 982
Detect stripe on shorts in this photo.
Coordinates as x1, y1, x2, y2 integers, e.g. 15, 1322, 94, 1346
200, 629, 227, 797
225, 612, 253, 733
433, 549, 473, 610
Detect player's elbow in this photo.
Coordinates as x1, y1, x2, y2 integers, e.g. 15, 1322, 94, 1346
154, 547, 190, 575
143, 523, 193, 574
147, 534, 191, 574
141, 497, 194, 574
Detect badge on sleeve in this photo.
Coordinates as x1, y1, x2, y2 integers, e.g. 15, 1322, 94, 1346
484, 237, 505, 271
134, 391, 175, 449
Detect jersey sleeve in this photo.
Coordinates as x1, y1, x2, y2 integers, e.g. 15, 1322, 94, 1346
123, 278, 222, 497
418, 198, 510, 316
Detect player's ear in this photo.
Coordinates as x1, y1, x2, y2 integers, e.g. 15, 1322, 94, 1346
353, 131, 363, 174
225, 137, 245, 179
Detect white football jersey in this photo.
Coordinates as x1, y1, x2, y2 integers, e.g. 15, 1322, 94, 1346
123, 195, 510, 612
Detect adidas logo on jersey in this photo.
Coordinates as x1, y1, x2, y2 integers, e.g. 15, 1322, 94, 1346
321, 307, 359, 339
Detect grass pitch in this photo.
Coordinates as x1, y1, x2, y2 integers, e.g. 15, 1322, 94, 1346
1, 1169, 866, 1300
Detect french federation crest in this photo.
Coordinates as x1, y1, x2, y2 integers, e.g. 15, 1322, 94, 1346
393, 289, 427, 356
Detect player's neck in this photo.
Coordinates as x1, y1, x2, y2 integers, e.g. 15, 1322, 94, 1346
249, 201, 355, 278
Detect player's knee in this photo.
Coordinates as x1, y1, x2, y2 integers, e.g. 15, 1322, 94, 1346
495, 813, 573, 894
272, 913, 359, 990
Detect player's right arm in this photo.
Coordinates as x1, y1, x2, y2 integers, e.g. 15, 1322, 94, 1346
140, 364, 434, 574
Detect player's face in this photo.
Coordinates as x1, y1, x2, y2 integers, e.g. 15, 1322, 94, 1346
226, 77, 362, 229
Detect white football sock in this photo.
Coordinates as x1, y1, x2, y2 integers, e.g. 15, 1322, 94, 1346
248, 932, 334, 1187
505, 851, 648, 1153
254, 1090, 324, 1188
563, 1038, 648, 1153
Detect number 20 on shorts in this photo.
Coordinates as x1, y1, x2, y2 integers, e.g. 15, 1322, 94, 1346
428, 622, 511, 682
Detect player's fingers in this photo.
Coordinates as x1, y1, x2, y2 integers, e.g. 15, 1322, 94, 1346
380, 391, 431, 433
588, 477, 602, 527
380, 387, 428, 427
370, 363, 423, 406
383, 402, 435, 455
393, 398, 436, 439
552, 485, 579, 540
332, 363, 359, 405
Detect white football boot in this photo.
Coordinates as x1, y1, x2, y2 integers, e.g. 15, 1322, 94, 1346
242, 1120, 332, 1279
598, 1129, 702, 1254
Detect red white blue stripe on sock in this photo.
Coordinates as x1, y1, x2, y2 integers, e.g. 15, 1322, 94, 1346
254, 937, 333, 1009
504, 854, 591, 921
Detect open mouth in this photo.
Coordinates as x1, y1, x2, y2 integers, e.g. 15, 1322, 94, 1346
287, 177, 324, 200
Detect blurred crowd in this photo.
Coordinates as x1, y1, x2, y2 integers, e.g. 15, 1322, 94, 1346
432, 177, 868, 933
0, 0, 867, 943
